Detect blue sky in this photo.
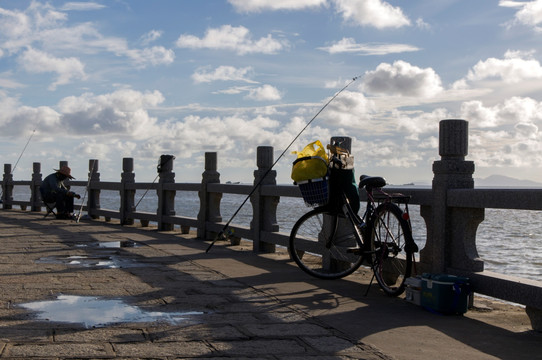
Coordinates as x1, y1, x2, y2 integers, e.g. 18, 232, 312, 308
1, 0, 542, 185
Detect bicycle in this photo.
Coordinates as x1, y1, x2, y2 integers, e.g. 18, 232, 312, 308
288, 144, 418, 296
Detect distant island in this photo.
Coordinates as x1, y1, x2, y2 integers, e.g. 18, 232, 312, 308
394, 174, 542, 188
474, 175, 542, 187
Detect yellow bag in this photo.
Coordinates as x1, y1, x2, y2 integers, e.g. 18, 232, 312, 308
291, 140, 329, 183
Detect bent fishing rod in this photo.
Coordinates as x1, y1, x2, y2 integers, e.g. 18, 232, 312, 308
206, 76, 360, 253
0, 129, 36, 203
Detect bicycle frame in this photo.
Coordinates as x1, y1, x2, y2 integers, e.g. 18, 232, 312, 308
327, 178, 417, 257
289, 145, 417, 292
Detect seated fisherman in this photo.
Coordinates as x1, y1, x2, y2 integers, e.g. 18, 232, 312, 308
39, 165, 80, 219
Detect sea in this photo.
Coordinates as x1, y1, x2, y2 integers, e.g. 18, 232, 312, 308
10, 186, 542, 283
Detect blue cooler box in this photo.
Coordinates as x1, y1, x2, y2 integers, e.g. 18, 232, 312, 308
421, 273, 470, 315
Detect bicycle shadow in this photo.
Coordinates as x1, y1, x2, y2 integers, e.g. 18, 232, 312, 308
195, 240, 542, 360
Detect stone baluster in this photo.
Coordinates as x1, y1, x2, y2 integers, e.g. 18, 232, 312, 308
87, 159, 100, 219
421, 119, 484, 273
250, 146, 279, 253
30, 162, 42, 211
120, 158, 136, 225
198, 152, 222, 240
157, 155, 176, 231
2, 164, 13, 209
326, 136, 356, 271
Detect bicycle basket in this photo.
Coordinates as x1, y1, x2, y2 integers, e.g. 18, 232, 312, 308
297, 177, 329, 207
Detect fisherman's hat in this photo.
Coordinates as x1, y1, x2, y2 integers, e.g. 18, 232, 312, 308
55, 165, 75, 179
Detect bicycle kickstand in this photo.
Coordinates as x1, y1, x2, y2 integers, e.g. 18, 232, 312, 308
364, 272, 376, 296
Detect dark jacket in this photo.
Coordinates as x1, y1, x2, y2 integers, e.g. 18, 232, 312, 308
40, 173, 69, 201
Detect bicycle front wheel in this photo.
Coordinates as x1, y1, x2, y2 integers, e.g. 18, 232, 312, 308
289, 207, 364, 279
369, 202, 413, 296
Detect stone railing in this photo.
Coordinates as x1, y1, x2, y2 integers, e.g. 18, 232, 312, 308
2, 119, 542, 328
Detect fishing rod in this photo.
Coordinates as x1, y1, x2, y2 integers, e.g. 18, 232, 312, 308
119, 155, 176, 225
206, 76, 360, 253
76, 159, 97, 223
13, 129, 36, 173
1, 129, 36, 204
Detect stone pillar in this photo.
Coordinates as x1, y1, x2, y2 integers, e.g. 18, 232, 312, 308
198, 152, 222, 239
421, 119, 484, 272
157, 155, 175, 231
120, 158, 136, 225
2, 164, 13, 209
87, 159, 100, 219
326, 136, 358, 271
30, 162, 42, 211
58, 160, 70, 191
251, 146, 279, 253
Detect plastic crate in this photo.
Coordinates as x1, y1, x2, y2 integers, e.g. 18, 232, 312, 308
297, 177, 329, 207
421, 273, 470, 315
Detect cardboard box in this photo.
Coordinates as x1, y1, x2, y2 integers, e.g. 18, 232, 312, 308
421, 273, 470, 315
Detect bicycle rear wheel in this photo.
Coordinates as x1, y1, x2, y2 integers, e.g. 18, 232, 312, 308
369, 202, 413, 296
289, 207, 364, 279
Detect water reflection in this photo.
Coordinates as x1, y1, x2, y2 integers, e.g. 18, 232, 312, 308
98, 240, 137, 248
36, 255, 140, 269
19, 295, 204, 328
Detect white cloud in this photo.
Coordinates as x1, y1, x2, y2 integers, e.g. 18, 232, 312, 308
394, 108, 448, 140
333, 0, 411, 29
319, 90, 376, 128
213, 86, 251, 95
362, 60, 443, 97
415, 18, 431, 30
318, 37, 420, 55
57, 89, 165, 138
140, 30, 163, 45
127, 46, 175, 67
0, 93, 61, 135
466, 50, 542, 83
228, 0, 411, 30
18, 47, 87, 90
245, 84, 282, 101
0, 3, 66, 53
60, 2, 107, 11
228, 0, 327, 12
0, 73, 24, 89
192, 66, 257, 84
461, 96, 542, 128
500, 0, 542, 30
176, 25, 288, 55
142, 113, 286, 164
499, 1, 527, 8
0, 3, 174, 71
515, 122, 539, 139
73, 139, 122, 161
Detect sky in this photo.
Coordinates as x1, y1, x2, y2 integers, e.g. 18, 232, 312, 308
1, 0, 542, 185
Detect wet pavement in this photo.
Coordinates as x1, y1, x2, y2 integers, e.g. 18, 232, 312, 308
0, 209, 540, 359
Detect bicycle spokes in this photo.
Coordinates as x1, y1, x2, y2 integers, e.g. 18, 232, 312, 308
370, 203, 412, 296
289, 208, 365, 280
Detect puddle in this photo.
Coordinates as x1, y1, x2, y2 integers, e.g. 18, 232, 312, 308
36, 255, 139, 269
68, 240, 139, 249
98, 240, 138, 248
19, 295, 204, 328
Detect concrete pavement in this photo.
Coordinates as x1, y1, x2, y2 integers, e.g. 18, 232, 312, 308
0, 209, 540, 359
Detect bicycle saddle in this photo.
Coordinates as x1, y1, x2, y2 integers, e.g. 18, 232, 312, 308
359, 175, 386, 189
